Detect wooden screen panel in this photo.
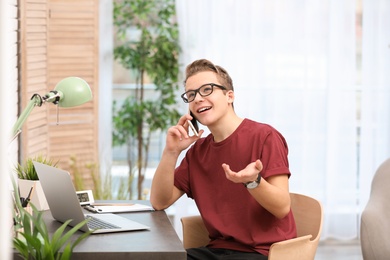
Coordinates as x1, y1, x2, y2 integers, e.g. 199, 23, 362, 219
19, 0, 49, 160
47, 0, 99, 189
18, 0, 98, 188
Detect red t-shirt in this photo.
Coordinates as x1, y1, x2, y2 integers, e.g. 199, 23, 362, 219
174, 119, 297, 256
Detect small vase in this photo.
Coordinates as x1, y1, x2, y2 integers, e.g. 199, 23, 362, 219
17, 179, 49, 211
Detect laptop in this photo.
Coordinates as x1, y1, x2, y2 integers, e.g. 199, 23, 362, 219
33, 161, 150, 234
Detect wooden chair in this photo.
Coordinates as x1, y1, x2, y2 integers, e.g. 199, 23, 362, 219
181, 193, 323, 260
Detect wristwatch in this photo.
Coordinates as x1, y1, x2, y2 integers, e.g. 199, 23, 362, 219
244, 174, 261, 189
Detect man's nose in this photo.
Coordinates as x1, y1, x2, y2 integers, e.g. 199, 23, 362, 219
193, 91, 203, 102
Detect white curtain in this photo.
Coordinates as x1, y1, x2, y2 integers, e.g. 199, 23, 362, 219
174, 0, 390, 240
359, 0, 390, 221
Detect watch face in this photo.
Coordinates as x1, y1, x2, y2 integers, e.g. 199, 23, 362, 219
246, 181, 259, 189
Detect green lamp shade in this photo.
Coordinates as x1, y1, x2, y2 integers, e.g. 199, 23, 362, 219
54, 77, 92, 107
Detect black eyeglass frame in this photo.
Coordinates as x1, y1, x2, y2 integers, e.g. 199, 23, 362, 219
181, 83, 227, 103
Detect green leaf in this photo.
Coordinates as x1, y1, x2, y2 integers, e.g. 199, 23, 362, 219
56, 219, 91, 248
14, 154, 59, 180
12, 175, 92, 260
50, 219, 73, 253
59, 245, 72, 260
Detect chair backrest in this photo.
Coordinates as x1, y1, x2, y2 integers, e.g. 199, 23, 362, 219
290, 193, 323, 241
268, 193, 323, 260
181, 192, 323, 251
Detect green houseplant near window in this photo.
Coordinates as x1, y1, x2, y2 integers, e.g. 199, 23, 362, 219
14, 155, 59, 210
113, 0, 181, 199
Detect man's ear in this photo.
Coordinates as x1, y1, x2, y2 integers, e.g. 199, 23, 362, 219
227, 90, 235, 104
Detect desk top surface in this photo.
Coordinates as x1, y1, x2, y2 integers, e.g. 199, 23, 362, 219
14, 201, 186, 260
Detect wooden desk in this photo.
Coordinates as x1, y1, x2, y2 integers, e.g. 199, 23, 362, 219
13, 202, 186, 260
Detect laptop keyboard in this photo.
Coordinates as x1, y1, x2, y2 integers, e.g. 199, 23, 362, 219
86, 215, 121, 230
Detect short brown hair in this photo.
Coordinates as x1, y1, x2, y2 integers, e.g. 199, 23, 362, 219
184, 59, 234, 91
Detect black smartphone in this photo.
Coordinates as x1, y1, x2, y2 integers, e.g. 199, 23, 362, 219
189, 111, 199, 132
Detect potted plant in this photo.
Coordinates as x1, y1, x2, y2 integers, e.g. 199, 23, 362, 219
12, 183, 92, 260
113, 0, 180, 199
14, 155, 58, 211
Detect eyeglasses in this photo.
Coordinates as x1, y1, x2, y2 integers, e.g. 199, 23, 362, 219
181, 83, 226, 103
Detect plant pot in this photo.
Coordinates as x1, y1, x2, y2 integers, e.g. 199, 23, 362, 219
17, 179, 49, 211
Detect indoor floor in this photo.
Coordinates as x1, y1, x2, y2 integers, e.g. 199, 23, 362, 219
316, 239, 362, 260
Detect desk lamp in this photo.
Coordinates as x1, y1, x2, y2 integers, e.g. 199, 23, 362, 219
11, 77, 92, 141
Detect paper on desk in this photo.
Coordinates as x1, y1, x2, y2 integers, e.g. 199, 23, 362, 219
85, 203, 154, 213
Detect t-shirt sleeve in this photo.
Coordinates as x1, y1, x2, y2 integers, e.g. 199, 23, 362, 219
260, 129, 291, 179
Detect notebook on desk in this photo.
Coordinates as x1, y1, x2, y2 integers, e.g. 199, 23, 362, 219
84, 203, 154, 214
33, 161, 150, 234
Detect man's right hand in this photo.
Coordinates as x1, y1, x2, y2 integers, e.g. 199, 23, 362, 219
165, 115, 203, 154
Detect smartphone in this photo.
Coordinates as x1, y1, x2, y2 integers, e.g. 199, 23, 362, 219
188, 120, 199, 136
189, 111, 199, 133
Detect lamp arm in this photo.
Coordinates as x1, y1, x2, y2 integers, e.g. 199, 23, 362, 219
11, 94, 43, 140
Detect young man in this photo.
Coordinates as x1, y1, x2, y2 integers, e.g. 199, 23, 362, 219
150, 59, 296, 259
